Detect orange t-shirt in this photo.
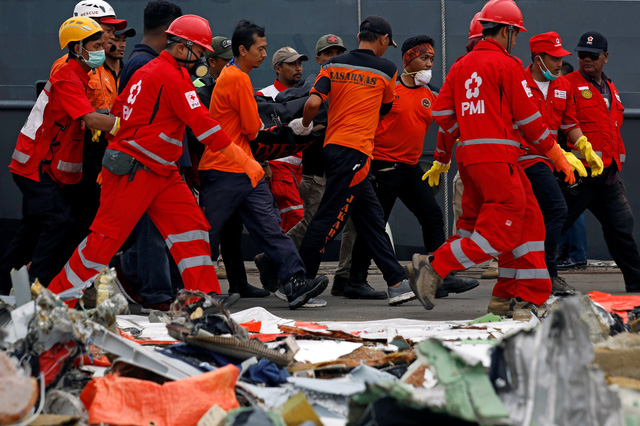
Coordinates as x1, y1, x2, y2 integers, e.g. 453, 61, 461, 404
310, 49, 397, 157
199, 64, 262, 173
51, 54, 116, 113
373, 80, 436, 164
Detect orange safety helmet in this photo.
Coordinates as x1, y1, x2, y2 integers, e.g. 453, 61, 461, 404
478, 0, 527, 32
468, 12, 484, 39
165, 15, 214, 52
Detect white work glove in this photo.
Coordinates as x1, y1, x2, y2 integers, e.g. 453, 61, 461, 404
289, 118, 313, 136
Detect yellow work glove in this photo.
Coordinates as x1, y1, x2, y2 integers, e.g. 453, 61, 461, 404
574, 135, 604, 177
546, 143, 575, 185
563, 150, 587, 178
422, 161, 451, 187
90, 128, 102, 143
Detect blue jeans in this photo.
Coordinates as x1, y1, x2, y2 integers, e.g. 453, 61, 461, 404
558, 213, 587, 263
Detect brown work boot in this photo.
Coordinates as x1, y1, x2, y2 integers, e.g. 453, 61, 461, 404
406, 253, 442, 310
487, 296, 510, 316
507, 297, 546, 320
551, 276, 576, 296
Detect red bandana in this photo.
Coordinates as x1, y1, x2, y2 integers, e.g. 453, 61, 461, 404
402, 43, 434, 68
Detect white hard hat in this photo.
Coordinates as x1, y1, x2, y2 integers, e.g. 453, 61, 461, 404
73, 0, 116, 18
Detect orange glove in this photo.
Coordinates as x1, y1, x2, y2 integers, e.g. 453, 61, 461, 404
221, 143, 264, 187
96, 171, 103, 186
546, 143, 576, 185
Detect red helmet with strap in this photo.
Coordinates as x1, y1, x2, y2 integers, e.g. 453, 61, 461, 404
165, 15, 214, 52
478, 0, 527, 32
468, 12, 484, 39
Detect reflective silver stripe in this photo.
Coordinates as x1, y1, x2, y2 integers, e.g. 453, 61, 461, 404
596, 151, 602, 158
433, 109, 455, 116
281, 205, 303, 214
620, 154, 626, 163
95, 108, 110, 114
519, 154, 548, 162
531, 129, 550, 145
458, 229, 472, 238
512, 124, 519, 130
451, 239, 475, 268
471, 231, 499, 256
550, 130, 558, 135
560, 124, 576, 130
324, 63, 392, 81
447, 123, 458, 134
44, 81, 51, 91
461, 138, 521, 148
177, 255, 213, 274
159, 132, 182, 147
512, 241, 545, 259
438, 128, 445, 134
571, 149, 584, 159
515, 111, 541, 127
12, 149, 30, 164
197, 125, 221, 141
498, 268, 550, 280
78, 238, 107, 274
125, 140, 175, 166
165, 230, 210, 250
57, 160, 82, 173
64, 262, 88, 288
435, 147, 446, 154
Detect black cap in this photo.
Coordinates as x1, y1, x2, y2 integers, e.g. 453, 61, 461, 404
114, 27, 136, 38
360, 15, 397, 47
576, 31, 608, 53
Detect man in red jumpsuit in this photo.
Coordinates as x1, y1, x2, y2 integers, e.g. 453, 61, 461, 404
412, 0, 575, 315
48, 15, 263, 300
517, 32, 603, 297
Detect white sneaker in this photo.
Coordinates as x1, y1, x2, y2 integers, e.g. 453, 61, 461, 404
275, 288, 327, 308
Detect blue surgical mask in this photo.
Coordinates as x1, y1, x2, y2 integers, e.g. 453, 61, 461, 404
83, 48, 105, 69
538, 57, 558, 81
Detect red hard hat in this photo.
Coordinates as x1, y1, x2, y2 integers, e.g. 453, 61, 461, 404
165, 15, 214, 52
478, 0, 527, 32
469, 12, 484, 40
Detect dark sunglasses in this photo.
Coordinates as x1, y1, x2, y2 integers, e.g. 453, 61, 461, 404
578, 51, 601, 61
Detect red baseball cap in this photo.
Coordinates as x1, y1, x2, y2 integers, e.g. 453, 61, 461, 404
529, 32, 571, 57
100, 16, 128, 31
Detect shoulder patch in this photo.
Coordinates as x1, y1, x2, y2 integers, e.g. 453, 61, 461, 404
185, 90, 201, 109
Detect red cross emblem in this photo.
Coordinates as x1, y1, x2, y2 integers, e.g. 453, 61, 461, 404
189, 93, 197, 102
587, 35, 594, 44
327, 35, 338, 44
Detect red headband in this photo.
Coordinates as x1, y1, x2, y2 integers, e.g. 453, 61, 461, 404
403, 43, 434, 67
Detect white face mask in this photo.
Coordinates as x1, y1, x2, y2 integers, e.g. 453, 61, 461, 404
414, 69, 432, 86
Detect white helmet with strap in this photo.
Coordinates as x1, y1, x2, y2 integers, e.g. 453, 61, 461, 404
73, 0, 116, 18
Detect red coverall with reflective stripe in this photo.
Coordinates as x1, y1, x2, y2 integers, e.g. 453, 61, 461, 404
518, 68, 579, 169
49, 51, 233, 298
432, 39, 557, 304
563, 71, 625, 169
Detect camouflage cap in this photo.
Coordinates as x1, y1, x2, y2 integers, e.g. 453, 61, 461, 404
205, 36, 233, 59
315, 34, 346, 55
